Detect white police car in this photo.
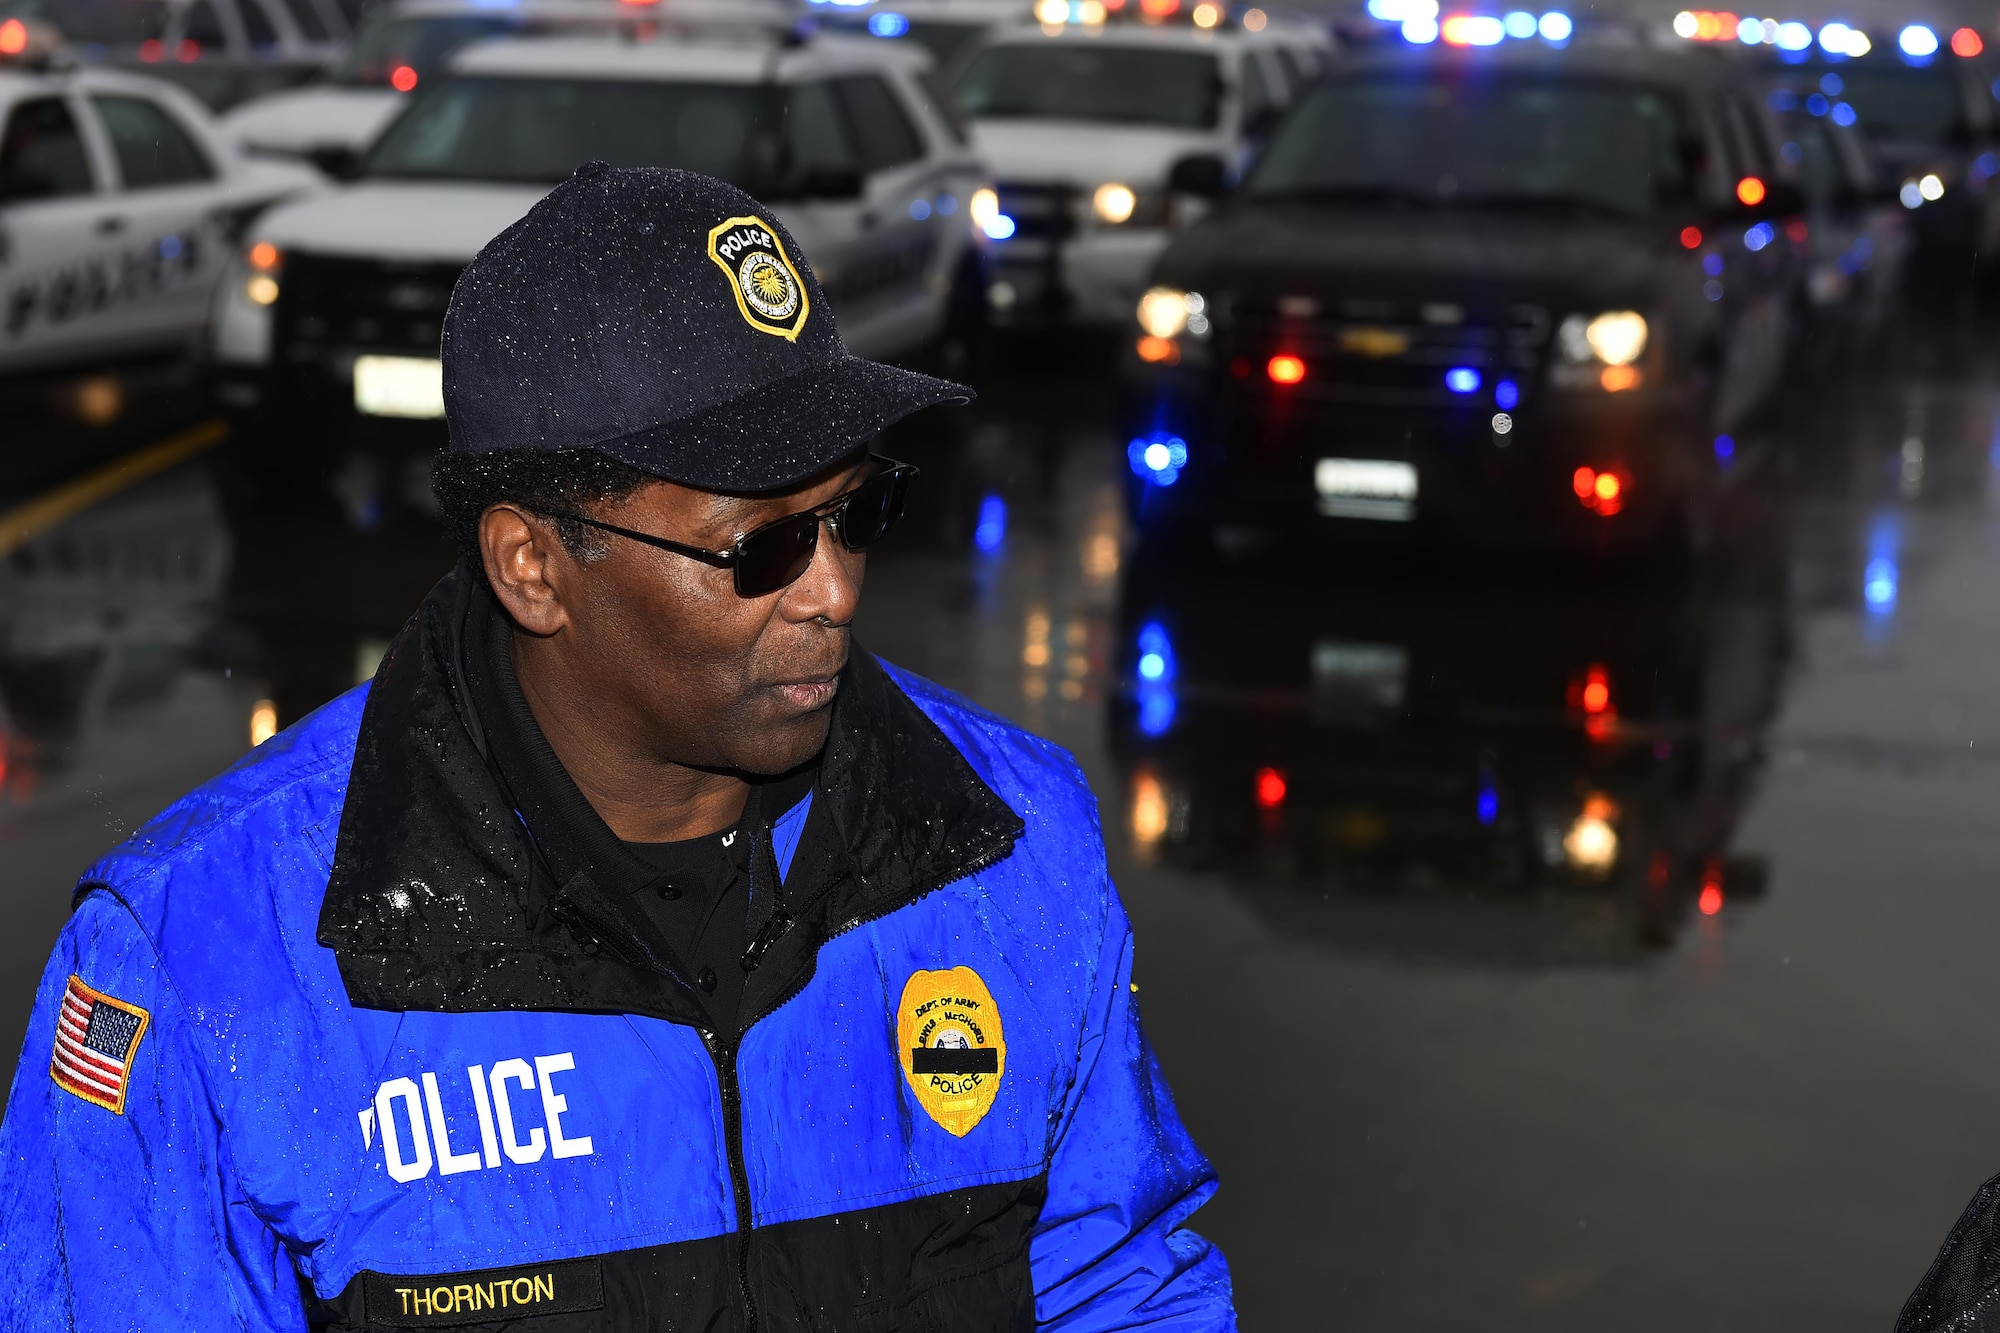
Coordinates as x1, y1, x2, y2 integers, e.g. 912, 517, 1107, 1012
209, 23, 986, 430
949, 5, 1328, 328
0, 31, 319, 375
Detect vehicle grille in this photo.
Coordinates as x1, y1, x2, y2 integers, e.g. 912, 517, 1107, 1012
275, 254, 464, 362
992, 182, 1077, 244
1225, 297, 1551, 410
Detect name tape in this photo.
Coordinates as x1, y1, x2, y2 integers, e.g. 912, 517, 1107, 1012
363, 1257, 603, 1327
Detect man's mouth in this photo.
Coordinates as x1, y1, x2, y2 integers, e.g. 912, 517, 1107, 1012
774, 677, 840, 711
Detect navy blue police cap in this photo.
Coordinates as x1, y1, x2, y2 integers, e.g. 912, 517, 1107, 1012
442, 162, 971, 493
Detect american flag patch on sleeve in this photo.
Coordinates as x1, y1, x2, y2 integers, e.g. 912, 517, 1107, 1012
50, 975, 150, 1114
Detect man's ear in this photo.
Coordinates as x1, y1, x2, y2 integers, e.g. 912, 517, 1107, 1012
479, 504, 571, 638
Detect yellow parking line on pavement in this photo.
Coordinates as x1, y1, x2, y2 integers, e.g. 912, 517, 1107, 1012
0, 418, 230, 558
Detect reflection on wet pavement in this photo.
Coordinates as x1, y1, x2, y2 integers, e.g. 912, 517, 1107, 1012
1108, 557, 1782, 966
8, 336, 2000, 1328
0, 465, 238, 811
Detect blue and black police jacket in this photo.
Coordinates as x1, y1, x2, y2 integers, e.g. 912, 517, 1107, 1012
0, 568, 1232, 1330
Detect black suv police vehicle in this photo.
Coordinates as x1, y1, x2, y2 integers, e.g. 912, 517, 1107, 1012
1751, 41, 1999, 281
1117, 42, 1803, 547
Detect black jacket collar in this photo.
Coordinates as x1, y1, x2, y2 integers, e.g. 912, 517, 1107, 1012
317, 564, 1023, 1026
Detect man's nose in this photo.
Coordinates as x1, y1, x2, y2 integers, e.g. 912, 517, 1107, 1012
780, 520, 862, 625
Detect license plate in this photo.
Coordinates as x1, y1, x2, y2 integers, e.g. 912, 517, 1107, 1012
353, 355, 444, 419
1312, 640, 1409, 714
1315, 457, 1417, 521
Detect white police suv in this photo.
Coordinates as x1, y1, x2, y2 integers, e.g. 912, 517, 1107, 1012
210, 23, 986, 433
0, 32, 319, 375
950, 6, 1328, 328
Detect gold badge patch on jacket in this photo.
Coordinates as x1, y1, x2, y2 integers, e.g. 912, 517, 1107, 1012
707, 215, 810, 341
898, 967, 1005, 1138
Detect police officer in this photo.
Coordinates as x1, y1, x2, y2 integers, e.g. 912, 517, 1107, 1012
0, 165, 1233, 1330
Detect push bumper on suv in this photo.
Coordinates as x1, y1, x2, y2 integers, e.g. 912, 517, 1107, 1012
984, 182, 1176, 330
276, 252, 460, 433
1117, 295, 1705, 546
213, 250, 463, 444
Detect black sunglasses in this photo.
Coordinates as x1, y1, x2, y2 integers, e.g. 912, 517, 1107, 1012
541, 456, 917, 598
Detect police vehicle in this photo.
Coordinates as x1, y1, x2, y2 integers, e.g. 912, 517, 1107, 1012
1746, 30, 2000, 281
0, 31, 320, 376
1759, 66, 1910, 366
1117, 40, 1804, 548
1, 0, 356, 111
215, 0, 763, 175
209, 24, 986, 445
948, 5, 1330, 329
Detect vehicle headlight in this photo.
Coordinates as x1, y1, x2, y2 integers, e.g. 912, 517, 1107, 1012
1094, 182, 1137, 224
969, 187, 1000, 229
968, 187, 1015, 241
1558, 311, 1648, 366
1562, 794, 1620, 873
245, 240, 282, 306
1137, 286, 1207, 339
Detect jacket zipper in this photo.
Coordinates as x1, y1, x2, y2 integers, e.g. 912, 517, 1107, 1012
702, 1026, 760, 1333
705, 799, 782, 1333
694, 829, 1021, 1333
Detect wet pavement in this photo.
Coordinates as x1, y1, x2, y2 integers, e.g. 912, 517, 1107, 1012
7, 327, 2000, 1328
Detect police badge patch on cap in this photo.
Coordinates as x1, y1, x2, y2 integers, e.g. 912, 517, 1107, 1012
898, 967, 1005, 1138
707, 215, 810, 341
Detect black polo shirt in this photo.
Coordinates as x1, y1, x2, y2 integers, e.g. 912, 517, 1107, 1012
459, 584, 816, 1036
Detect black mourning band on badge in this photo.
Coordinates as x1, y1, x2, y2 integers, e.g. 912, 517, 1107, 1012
362, 1257, 604, 1326
911, 1047, 1000, 1076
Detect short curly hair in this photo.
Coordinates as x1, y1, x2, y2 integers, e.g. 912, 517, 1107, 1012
430, 448, 657, 565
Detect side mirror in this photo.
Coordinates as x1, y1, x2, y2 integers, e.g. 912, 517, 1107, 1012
306, 145, 363, 180
1718, 179, 1804, 220
1167, 153, 1227, 198
1243, 104, 1283, 140
802, 166, 864, 200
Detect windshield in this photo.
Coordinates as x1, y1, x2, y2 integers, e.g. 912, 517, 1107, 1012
1245, 75, 1692, 218
366, 76, 778, 186
1, 0, 165, 44
1833, 66, 1965, 143
821, 15, 988, 68
904, 20, 987, 68
331, 16, 518, 87
952, 44, 1221, 129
